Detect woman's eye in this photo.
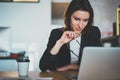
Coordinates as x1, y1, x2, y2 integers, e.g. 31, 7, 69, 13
74, 17, 79, 21
84, 19, 89, 21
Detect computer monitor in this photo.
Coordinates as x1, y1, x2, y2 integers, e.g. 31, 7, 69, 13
0, 27, 11, 56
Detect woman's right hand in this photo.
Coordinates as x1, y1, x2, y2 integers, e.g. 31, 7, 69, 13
57, 31, 79, 44
50, 31, 79, 55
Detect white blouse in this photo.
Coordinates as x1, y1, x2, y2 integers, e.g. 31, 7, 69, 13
70, 35, 81, 63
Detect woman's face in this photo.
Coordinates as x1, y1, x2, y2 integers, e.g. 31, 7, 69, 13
70, 10, 90, 34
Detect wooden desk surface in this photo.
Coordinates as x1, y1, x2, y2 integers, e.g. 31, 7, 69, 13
0, 71, 78, 80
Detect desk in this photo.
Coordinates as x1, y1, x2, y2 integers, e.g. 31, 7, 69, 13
0, 71, 78, 80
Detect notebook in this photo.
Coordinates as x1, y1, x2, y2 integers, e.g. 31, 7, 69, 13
65, 47, 120, 80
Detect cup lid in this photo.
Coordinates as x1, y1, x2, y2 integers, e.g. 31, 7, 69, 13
17, 56, 30, 62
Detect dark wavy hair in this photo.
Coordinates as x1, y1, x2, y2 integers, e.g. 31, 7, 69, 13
63, 0, 94, 34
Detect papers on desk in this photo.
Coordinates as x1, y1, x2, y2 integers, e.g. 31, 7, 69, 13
0, 77, 53, 80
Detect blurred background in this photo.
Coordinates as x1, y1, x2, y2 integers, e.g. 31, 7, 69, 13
0, 0, 120, 71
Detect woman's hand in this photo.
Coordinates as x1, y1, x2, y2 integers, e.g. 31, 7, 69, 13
50, 31, 80, 55
56, 64, 79, 71
58, 31, 79, 44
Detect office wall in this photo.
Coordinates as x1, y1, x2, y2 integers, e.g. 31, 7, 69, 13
0, 0, 51, 42
90, 0, 120, 38
0, 0, 51, 71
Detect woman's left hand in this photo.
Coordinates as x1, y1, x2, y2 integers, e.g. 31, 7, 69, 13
56, 64, 79, 71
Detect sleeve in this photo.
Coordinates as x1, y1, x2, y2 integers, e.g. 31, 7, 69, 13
39, 29, 63, 71
39, 30, 59, 71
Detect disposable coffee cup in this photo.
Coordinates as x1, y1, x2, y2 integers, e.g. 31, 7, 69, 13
103, 42, 111, 47
17, 56, 30, 77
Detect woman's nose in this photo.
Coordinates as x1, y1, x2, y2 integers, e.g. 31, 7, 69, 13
78, 21, 83, 27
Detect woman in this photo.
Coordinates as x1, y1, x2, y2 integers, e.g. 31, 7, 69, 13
39, 0, 102, 71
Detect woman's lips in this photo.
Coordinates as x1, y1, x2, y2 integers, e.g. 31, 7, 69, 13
75, 28, 81, 34
75, 31, 81, 34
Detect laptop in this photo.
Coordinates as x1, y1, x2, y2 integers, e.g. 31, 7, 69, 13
65, 47, 120, 80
